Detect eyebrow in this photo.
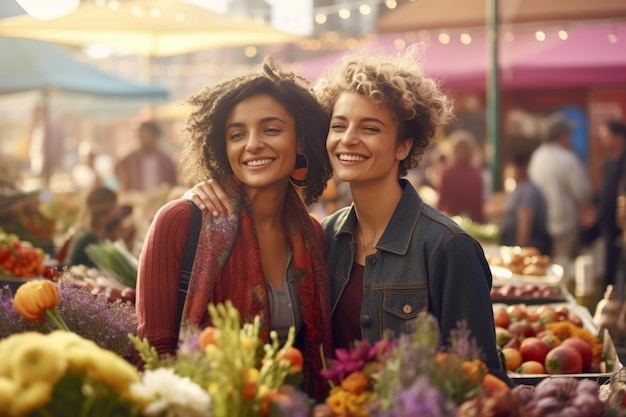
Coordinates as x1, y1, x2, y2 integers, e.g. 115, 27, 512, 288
331, 114, 387, 127
226, 116, 287, 130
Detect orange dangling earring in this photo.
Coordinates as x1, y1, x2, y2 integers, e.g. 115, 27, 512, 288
289, 153, 309, 189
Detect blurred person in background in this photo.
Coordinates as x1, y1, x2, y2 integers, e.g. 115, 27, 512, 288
28, 103, 65, 191
528, 113, 592, 268
61, 186, 134, 268
437, 129, 485, 223
499, 141, 551, 255
114, 121, 178, 194
72, 141, 104, 190
596, 119, 626, 290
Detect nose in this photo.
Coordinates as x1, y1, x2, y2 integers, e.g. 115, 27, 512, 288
340, 125, 359, 146
244, 131, 264, 152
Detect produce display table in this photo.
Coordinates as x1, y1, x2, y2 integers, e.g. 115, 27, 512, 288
486, 244, 623, 386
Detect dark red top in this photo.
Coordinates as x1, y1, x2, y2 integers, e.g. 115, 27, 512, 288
333, 263, 364, 350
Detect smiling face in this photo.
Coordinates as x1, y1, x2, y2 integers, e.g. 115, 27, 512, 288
327, 91, 411, 185
225, 94, 297, 190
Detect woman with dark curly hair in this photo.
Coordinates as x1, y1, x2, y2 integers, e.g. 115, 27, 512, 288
188, 48, 511, 386
135, 57, 334, 399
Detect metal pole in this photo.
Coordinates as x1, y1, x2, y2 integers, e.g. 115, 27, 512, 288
486, 0, 501, 192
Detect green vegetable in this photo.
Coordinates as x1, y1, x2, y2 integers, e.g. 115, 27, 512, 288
85, 239, 137, 288
451, 215, 501, 243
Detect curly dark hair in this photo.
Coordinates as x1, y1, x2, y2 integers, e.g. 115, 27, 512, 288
179, 57, 333, 205
314, 45, 454, 177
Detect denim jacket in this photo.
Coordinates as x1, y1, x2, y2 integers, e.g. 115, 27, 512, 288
322, 180, 506, 376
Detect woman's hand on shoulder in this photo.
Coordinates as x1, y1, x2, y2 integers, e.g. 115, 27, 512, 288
182, 179, 232, 217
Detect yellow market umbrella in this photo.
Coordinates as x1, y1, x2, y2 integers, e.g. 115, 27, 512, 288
0, 0, 301, 57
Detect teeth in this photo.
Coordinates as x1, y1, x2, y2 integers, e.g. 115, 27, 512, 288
338, 154, 365, 162
246, 159, 273, 167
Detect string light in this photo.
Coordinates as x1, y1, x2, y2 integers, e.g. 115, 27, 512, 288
314, 13, 327, 24
558, 30, 568, 40
438, 33, 450, 44
313, 0, 404, 25
535, 30, 546, 41
385, 0, 398, 9
460, 33, 472, 44
393, 38, 406, 49
244, 46, 258, 58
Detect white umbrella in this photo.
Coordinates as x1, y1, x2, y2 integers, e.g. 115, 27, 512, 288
0, 0, 301, 57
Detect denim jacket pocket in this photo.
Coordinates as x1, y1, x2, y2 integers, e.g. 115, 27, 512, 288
381, 286, 428, 335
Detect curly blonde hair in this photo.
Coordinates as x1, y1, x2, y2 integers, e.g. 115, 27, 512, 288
314, 45, 454, 177
179, 57, 333, 205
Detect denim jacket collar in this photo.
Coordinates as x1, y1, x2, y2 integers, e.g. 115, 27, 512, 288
332, 179, 423, 256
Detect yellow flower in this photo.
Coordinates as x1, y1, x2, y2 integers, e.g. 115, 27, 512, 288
86, 349, 140, 396
346, 391, 373, 417
11, 381, 53, 416
340, 371, 371, 395
10, 335, 66, 387
326, 386, 349, 415
47, 329, 94, 349
13, 280, 59, 323
0, 332, 30, 378
0, 377, 18, 412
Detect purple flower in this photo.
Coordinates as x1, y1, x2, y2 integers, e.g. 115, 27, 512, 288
268, 386, 311, 417
321, 339, 396, 384
375, 376, 456, 417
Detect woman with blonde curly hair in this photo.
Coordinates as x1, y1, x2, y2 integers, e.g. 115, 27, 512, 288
187, 48, 510, 385
315, 47, 508, 384
135, 57, 334, 400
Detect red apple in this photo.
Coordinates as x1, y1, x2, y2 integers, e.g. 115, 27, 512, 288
506, 304, 528, 321
121, 287, 136, 305
545, 345, 583, 374
519, 337, 551, 363
560, 337, 593, 372
536, 305, 558, 323
540, 333, 561, 349
493, 307, 510, 328
508, 320, 535, 338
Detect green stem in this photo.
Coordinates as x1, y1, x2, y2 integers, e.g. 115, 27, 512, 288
44, 308, 70, 331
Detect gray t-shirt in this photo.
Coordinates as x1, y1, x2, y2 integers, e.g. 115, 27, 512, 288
267, 248, 303, 345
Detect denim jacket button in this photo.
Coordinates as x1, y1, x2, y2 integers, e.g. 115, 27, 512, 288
360, 315, 372, 327
366, 257, 376, 267
402, 304, 412, 314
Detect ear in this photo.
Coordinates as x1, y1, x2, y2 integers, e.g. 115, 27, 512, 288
396, 138, 413, 161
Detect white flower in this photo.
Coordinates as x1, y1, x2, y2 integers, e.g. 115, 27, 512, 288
131, 368, 212, 417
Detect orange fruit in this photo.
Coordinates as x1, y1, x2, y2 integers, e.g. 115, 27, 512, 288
482, 373, 511, 395
501, 348, 523, 372
198, 326, 220, 349
516, 360, 546, 374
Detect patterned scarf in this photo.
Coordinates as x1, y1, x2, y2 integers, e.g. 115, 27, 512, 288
182, 178, 332, 400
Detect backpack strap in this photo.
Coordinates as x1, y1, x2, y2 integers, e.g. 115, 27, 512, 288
176, 200, 202, 335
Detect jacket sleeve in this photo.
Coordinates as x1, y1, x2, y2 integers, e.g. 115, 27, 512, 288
427, 232, 514, 385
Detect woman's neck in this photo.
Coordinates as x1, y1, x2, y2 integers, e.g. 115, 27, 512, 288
245, 183, 289, 230
350, 176, 403, 236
